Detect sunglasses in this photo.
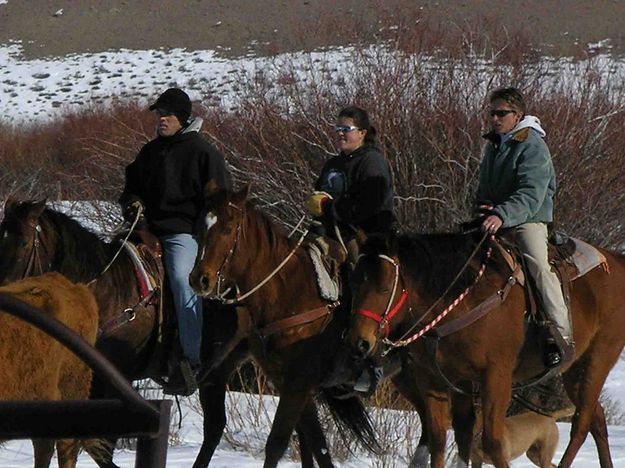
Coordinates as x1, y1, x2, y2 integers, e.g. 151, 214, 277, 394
334, 124, 361, 133
489, 109, 517, 118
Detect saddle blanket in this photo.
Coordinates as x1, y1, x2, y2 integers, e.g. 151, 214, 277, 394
308, 243, 340, 301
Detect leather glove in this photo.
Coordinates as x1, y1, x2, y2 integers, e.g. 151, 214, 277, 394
123, 199, 144, 221
307, 191, 332, 217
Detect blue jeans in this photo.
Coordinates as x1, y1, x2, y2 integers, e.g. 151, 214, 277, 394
160, 233, 202, 367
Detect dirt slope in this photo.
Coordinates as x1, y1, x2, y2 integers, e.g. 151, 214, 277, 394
1, 0, 625, 59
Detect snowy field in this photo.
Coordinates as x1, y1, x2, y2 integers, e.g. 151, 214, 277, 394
0, 393, 624, 467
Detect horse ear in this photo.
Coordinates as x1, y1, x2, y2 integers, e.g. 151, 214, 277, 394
31, 198, 47, 218
231, 183, 251, 207
4, 195, 19, 214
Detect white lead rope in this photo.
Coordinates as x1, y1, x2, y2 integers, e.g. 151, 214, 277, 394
224, 226, 310, 304
87, 207, 144, 286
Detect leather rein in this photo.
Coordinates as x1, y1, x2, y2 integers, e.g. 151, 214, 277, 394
352, 233, 511, 354
24, 215, 157, 338
203, 203, 337, 338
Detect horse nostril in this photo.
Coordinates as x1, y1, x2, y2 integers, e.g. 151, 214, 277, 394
356, 338, 370, 357
200, 275, 210, 291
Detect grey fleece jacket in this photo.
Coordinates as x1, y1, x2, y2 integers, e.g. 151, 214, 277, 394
476, 116, 556, 228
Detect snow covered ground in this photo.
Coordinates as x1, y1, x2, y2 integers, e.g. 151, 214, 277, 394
0, 391, 624, 467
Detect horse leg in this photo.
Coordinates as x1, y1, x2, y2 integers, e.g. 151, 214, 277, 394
559, 345, 621, 468
32, 439, 55, 468
391, 365, 448, 468
55, 439, 80, 468
294, 425, 315, 468
589, 403, 613, 468
295, 402, 333, 468
450, 390, 477, 467
480, 370, 512, 468
263, 390, 311, 468
192, 373, 229, 468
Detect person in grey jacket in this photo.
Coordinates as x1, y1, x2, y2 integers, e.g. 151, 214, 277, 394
476, 87, 573, 368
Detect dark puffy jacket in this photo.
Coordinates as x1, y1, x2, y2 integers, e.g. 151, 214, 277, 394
119, 119, 232, 236
314, 145, 394, 239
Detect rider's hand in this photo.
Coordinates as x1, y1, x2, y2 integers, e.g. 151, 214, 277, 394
481, 214, 503, 234
307, 191, 332, 217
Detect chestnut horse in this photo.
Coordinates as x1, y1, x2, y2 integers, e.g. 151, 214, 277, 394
189, 185, 380, 467
0, 199, 336, 468
0, 272, 98, 468
344, 232, 625, 468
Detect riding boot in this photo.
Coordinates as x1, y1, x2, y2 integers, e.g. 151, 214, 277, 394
543, 322, 574, 369
163, 358, 198, 396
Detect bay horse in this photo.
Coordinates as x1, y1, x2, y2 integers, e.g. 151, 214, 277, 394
344, 231, 625, 468
0, 272, 98, 468
0, 199, 337, 468
189, 184, 380, 467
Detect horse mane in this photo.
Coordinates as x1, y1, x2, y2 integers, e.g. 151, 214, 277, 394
243, 200, 304, 260
368, 231, 489, 299
39, 205, 121, 282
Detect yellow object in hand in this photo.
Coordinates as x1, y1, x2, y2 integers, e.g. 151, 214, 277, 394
308, 191, 332, 217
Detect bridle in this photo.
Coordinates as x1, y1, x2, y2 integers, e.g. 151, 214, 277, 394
352, 254, 409, 338
22, 223, 51, 279
200, 202, 309, 305
209, 218, 242, 303
352, 233, 492, 355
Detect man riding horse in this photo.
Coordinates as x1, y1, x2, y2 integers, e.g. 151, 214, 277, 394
119, 87, 232, 395
476, 86, 574, 368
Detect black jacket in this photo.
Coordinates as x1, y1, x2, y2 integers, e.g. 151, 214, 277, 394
119, 119, 232, 236
314, 145, 394, 239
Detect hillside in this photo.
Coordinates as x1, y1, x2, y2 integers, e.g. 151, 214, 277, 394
2, 0, 625, 59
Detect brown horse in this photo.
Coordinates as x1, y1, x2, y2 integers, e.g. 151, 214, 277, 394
0, 198, 354, 468
344, 232, 625, 468
0, 272, 98, 468
189, 185, 380, 467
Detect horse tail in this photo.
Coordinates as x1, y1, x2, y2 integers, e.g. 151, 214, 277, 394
319, 388, 381, 454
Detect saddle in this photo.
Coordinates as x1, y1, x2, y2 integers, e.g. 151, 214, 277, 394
494, 230, 608, 372
495, 230, 608, 318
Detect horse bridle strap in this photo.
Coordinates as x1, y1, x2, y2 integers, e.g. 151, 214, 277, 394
353, 254, 409, 338
431, 265, 522, 338
259, 301, 339, 338
353, 289, 408, 337
23, 224, 46, 278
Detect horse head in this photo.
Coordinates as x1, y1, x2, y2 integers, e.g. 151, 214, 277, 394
190, 182, 251, 299
345, 233, 411, 360
0, 198, 51, 284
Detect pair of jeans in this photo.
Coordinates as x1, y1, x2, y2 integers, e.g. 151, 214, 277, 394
160, 233, 202, 367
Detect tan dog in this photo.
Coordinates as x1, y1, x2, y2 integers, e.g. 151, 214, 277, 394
471, 407, 574, 467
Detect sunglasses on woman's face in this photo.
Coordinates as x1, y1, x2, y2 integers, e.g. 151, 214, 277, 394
489, 109, 516, 118
334, 125, 361, 133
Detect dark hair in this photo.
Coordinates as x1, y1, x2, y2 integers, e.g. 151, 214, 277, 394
338, 106, 378, 146
488, 87, 526, 115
